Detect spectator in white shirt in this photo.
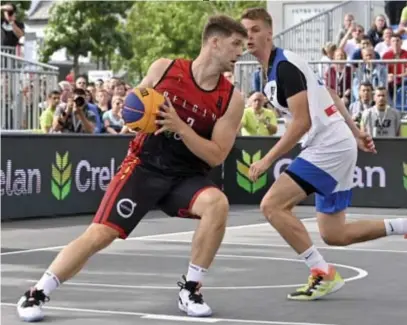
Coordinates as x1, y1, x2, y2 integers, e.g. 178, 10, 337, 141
375, 27, 393, 57
339, 22, 365, 59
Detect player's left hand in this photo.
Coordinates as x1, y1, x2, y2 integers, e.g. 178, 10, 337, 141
249, 157, 272, 182
356, 131, 377, 154
155, 97, 187, 136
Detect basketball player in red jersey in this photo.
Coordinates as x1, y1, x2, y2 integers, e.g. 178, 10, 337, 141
17, 15, 247, 321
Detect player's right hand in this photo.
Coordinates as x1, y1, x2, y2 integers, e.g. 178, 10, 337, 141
357, 132, 377, 154
249, 158, 272, 182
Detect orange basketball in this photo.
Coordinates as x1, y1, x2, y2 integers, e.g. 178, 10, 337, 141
122, 88, 165, 133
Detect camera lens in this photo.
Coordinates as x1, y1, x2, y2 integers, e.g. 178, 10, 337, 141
74, 96, 85, 107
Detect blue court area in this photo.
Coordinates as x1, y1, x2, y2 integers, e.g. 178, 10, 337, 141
1, 206, 407, 325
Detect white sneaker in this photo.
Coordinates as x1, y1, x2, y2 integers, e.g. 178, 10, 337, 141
17, 288, 48, 322
177, 276, 212, 317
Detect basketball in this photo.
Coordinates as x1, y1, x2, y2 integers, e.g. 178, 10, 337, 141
122, 88, 165, 133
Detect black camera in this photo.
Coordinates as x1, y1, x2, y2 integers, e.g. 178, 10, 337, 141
74, 96, 85, 107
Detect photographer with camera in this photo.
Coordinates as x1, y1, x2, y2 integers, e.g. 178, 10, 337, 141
1, 3, 24, 48
52, 88, 98, 134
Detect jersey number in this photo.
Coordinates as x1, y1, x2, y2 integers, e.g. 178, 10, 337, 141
174, 117, 195, 140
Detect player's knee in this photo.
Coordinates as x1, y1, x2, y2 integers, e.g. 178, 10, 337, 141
81, 223, 119, 253
321, 233, 351, 246
197, 189, 229, 223
260, 195, 283, 222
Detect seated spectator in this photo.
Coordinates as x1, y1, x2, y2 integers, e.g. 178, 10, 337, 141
382, 33, 407, 98
39, 90, 60, 133
103, 96, 125, 134
367, 14, 388, 47
339, 22, 365, 59
51, 88, 97, 134
349, 82, 374, 127
336, 13, 355, 45
360, 87, 402, 137
240, 92, 277, 136
352, 47, 387, 100
1, 3, 24, 48
318, 42, 337, 78
375, 27, 393, 57
351, 35, 381, 61
325, 48, 353, 106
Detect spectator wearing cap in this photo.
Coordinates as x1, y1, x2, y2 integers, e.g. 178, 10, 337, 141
367, 14, 388, 47
1, 3, 24, 48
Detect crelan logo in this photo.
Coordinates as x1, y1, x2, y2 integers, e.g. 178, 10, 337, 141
403, 162, 407, 191
236, 150, 267, 193
51, 152, 72, 200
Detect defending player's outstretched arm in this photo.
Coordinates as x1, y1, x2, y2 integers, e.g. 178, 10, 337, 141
177, 89, 244, 167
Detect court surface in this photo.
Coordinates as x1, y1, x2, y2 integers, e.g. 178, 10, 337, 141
1, 206, 407, 325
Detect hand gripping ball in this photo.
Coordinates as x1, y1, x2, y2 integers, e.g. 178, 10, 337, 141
122, 88, 165, 133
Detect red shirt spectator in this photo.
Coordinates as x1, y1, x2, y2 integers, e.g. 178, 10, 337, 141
382, 34, 407, 86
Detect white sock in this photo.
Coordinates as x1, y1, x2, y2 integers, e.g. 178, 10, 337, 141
384, 218, 407, 235
186, 263, 207, 283
299, 245, 329, 273
35, 270, 60, 296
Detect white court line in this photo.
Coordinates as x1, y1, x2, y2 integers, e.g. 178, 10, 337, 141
0, 222, 270, 256
0, 302, 338, 325
25, 254, 368, 290
136, 238, 407, 254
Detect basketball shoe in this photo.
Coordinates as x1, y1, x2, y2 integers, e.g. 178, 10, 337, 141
17, 288, 49, 322
177, 275, 212, 317
287, 265, 345, 301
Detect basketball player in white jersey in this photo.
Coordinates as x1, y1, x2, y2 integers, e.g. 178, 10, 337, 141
241, 8, 407, 300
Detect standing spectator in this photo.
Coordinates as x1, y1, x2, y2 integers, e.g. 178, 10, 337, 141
386, 1, 406, 26
349, 82, 374, 127
367, 14, 388, 47
87, 82, 97, 101
375, 28, 393, 57
339, 22, 365, 59
52, 88, 97, 134
113, 81, 126, 97
1, 3, 24, 48
336, 13, 355, 45
360, 87, 402, 137
382, 33, 407, 98
325, 48, 353, 106
352, 47, 387, 100
318, 42, 337, 79
75, 75, 87, 90
103, 96, 125, 134
39, 91, 60, 133
240, 92, 277, 136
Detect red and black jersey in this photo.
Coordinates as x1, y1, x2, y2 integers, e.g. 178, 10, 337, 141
129, 59, 234, 176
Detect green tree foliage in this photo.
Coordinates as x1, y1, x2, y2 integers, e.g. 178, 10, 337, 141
40, 1, 133, 76
113, 1, 265, 83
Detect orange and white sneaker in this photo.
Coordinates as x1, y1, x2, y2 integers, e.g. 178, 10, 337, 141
177, 275, 212, 317
287, 266, 345, 301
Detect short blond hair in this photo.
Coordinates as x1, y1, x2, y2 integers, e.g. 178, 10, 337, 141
240, 8, 272, 27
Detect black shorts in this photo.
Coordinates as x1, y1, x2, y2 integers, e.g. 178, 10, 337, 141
92, 156, 218, 239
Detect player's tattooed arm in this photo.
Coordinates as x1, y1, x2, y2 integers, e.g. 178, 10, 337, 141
178, 89, 244, 167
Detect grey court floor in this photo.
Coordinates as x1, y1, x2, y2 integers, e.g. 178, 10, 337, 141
1, 206, 407, 325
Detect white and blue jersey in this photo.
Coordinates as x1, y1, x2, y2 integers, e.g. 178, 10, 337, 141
264, 47, 357, 214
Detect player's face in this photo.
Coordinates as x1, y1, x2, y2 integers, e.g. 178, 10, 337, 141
241, 19, 272, 56
215, 34, 245, 72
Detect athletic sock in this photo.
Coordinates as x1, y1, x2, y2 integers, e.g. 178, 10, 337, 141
384, 218, 407, 236
299, 245, 330, 274
35, 270, 61, 296
186, 263, 207, 283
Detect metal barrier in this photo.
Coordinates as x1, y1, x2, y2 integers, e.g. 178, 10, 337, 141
0, 51, 59, 130
234, 59, 407, 114
273, 1, 380, 62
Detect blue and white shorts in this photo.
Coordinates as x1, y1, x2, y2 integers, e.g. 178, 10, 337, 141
286, 137, 358, 214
